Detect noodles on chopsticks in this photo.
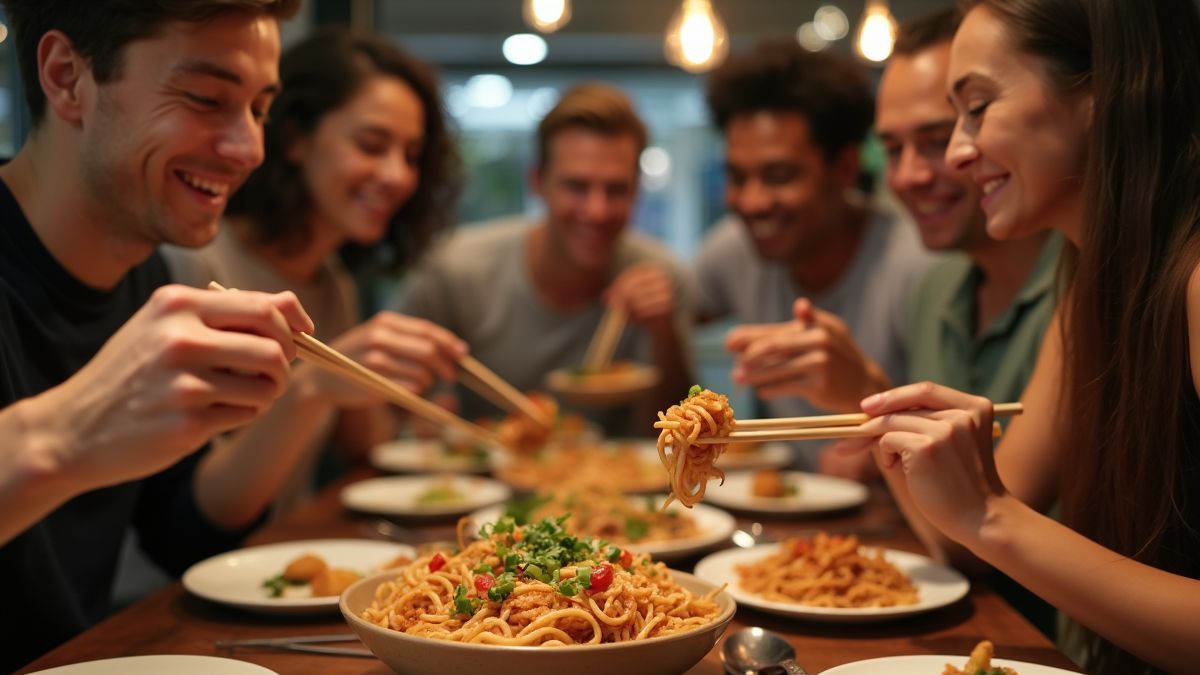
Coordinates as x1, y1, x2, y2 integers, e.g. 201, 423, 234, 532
653, 386, 735, 509
361, 516, 721, 646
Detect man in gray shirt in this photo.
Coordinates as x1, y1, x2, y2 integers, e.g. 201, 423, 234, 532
693, 41, 936, 469
398, 84, 692, 435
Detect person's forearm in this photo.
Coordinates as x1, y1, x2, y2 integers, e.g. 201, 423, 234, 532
0, 396, 81, 545
972, 496, 1200, 674
193, 367, 336, 529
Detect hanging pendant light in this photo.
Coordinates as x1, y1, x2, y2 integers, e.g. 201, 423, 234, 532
524, 0, 572, 33
663, 0, 730, 74
854, 0, 898, 63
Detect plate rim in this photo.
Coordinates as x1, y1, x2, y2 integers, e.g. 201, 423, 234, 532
26, 655, 280, 675
368, 437, 497, 474
693, 542, 970, 622
181, 538, 415, 611
339, 474, 512, 517
818, 653, 1082, 674
703, 470, 870, 515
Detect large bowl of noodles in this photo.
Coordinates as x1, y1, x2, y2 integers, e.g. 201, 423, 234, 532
340, 569, 734, 675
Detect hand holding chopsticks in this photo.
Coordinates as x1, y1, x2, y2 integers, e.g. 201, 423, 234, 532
208, 282, 500, 447
582, 305, 628, 372
693, 402, 1023, 444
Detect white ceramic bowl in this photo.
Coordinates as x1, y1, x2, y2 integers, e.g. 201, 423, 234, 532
340, 570, 734, 675
544, 363, 661, 407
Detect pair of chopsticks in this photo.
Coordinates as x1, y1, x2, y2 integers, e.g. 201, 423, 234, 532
694, 402, 1023, 444
458, 355, 553, 428
216, 633, 370, 657
207, 282, 543, 446
582, 306, 628, 372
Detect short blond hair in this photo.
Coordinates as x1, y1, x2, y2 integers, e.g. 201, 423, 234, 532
536, 83, 647, 171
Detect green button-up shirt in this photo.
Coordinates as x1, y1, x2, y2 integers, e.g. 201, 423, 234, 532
906, 234, 1062, 405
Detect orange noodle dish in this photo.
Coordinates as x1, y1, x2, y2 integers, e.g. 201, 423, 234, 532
502, 488, 701, 546
736, 533, 918, 608
943, 640, 1018, 675
361, 516, 723, 645
653, 385, 735, 509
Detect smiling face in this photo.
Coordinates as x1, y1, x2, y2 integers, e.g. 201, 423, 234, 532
945, 6, 1091, 241
291, 75, 425, 247
533, 127, 639, 273
79, 12, 281, 249
723, 110, 858, 262
878, 42, 986, 252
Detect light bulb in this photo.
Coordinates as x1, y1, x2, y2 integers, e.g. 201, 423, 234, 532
524, 0, 571, 33
854, 0, 898, 63
664, 0, 729, 74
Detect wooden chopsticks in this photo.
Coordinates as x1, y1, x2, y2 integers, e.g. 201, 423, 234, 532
694, 402, 1023, 444
581, 306, 628, 372
457, 355, 553, 428
207, 282, 500, 447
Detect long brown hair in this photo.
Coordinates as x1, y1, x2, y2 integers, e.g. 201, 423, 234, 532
962, 1, 1200, 673
226, 28, 462, 273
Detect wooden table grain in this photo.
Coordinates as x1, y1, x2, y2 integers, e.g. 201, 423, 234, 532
18, 468, 1081, 674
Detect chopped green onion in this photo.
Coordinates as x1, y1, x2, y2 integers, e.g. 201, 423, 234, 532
688, 384, 702, 397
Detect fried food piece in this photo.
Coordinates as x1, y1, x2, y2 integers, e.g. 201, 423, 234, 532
310, 568, 362, 596
282, 553, 327, 582
381, 554, 414, 570
751, 469, 786, 498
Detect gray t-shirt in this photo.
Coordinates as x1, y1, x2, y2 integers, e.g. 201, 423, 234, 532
690, 209, 937, 469
395, 215, 691, 436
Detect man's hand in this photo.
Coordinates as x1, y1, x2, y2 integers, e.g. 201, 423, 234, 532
725, 298, 890, 412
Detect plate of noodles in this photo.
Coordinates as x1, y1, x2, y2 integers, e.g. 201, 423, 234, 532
182, 539, 414, 615
701, 469, 869, 516
545, 361, 661, 407
819, 640, 1081, 674
340, 516, 735, 675
26, 656, 279, 675
468, 490, 736, 562
693, 534, 969, 623
368, 437, 501, 474
340, 475, 511, 519
494, 443, 669, 494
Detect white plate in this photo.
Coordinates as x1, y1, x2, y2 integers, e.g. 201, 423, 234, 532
693, 544, 969, 623
467, 498, 737, 562
28, 656, 277, 675
369, 438, 498, 474
716, 442, 793, 471
703, 470, 868, 515
820, 655, 1081, 674
340, 474, 511, 518
182, 539, 414, 615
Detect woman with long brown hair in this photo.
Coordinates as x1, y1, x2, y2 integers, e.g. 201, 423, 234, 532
842, 1, 1200, 673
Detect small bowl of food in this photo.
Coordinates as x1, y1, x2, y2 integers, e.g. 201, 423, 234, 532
545, 361, 660, 407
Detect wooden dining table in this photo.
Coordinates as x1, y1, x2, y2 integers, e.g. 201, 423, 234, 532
17, 466, 1082, 675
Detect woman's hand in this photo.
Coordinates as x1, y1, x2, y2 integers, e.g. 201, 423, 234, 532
852, 382, 1006, 545
300, 311, 467, 406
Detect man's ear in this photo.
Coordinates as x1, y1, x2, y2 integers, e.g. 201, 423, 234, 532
38, 30, 90, 125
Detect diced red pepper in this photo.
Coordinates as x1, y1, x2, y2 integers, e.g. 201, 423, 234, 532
429, 552, 446, 572
588, 563, 614, 593
474, 573, 495, 593
619, 549, 633, 568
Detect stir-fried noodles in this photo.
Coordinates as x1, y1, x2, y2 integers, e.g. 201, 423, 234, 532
654, 386, 735, 508
361, 516, 722, 645
736, 533, 918, 608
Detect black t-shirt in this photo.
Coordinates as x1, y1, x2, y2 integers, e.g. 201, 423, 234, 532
0, 181, 250, 671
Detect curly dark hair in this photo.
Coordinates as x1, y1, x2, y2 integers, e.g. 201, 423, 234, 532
705, 39, 874, 161
2, 0, 300, 126
226, 27, 461, 273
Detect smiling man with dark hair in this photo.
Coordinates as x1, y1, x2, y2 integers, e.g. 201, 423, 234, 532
0, 1, 326, 669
